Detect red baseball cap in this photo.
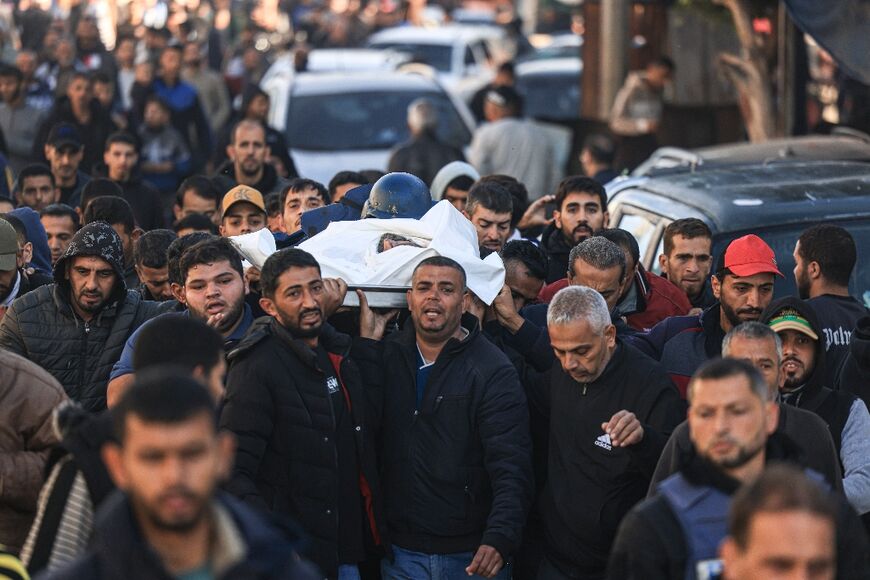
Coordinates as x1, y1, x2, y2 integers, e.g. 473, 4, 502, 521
722, 234, 783, 278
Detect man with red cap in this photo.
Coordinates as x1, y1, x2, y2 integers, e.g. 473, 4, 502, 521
627, 234, 781, 397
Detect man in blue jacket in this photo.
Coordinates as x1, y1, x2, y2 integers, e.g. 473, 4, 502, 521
628, 234, 781, 397
152, 45, 212, 172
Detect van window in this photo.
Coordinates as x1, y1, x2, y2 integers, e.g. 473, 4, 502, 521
617, 212, 660, 265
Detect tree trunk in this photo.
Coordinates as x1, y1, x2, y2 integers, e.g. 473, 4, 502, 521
715, 0, 777, 141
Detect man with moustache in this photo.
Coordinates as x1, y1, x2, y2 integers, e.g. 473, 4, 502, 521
657, 218, 716, 310
214, 119, 291, 198
629, 234, 780, 398
40, 203, 80, 265
39, 372, 319, 580
464, 180, 514, 256
106, 237, 254, 405
761, 297, 870, 525
43, 123, 91, 207
534, 286, 683, 579
793, 224, 868, 385
0, 222, 165, 411
608, 358, 870, 580
540, 176, 609, 283
649, 321, 843, 494
220, 248, 380, 580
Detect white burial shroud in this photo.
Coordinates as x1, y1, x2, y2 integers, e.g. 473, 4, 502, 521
298, 200, 506, 305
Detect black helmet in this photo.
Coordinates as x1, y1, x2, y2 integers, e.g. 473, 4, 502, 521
363, 172, 433, 220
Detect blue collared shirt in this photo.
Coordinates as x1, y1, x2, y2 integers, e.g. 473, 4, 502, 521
109, 304, 254, 380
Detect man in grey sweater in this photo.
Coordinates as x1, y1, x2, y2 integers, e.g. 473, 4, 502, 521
0, 64, 46, 173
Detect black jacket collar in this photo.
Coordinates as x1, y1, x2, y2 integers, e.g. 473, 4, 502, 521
680, 431, 805, 495
229, 316, 350, 367
392, 312, 480, 359
700, 304, 726, 358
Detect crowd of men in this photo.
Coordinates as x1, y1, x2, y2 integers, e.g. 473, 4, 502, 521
2, 138, 869, 580
0, 3, 868, 580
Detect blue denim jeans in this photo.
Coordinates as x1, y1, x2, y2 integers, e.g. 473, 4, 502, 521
338, 564, 361, 580
382, 545, 511, 580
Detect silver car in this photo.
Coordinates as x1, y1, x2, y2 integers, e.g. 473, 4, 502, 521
263, 71, 476, 184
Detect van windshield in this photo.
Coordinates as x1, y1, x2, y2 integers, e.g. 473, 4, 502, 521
286, 91, 472, 151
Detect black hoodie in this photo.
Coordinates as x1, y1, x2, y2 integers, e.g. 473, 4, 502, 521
762, 297, 870, 531
761, 297, 856, 453
540, 222, 574, 284
837, 316, 870, 408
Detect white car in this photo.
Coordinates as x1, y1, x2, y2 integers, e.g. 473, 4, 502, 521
260, 47, 412, 88
263, 71, 476, 184
366, 25, 507, 98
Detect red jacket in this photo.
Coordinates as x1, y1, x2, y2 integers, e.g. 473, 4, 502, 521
538, 269, 691, 331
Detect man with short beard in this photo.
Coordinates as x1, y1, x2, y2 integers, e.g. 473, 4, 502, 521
43, 123, 91, 208
629, 234, 780, 398
793, 224, 868, 386
608, 358, 870, 580
38, 372, 319, 580
0, 221, 166, 411
658, 218, 715, 310
650, 321, 843, 494
762, 296, 870, 526
106, 237, 255, 406
220, 248, 379, 580
214, 119, 291, 198
0, 63, 45, 172
540, 176, 609, 283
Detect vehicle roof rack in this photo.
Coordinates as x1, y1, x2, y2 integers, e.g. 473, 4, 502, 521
831, 126, 870, 144
632, 147, 703, 176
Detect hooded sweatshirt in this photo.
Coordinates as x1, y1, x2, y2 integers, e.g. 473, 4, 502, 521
0, 222, 166, 411
429, 161, 480, 201
762, 296, 870, 516
10, 206, 53, 276
837, 315, 870, 408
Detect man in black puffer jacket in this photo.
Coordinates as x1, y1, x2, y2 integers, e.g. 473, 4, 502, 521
220, 248, 382, 580
354, 256, 533, 580
0, 221, 167, 411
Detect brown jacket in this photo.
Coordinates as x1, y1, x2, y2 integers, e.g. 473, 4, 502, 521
0, 349, 67, 551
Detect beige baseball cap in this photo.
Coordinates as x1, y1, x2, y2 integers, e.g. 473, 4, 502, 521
221, 185, 266, 215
